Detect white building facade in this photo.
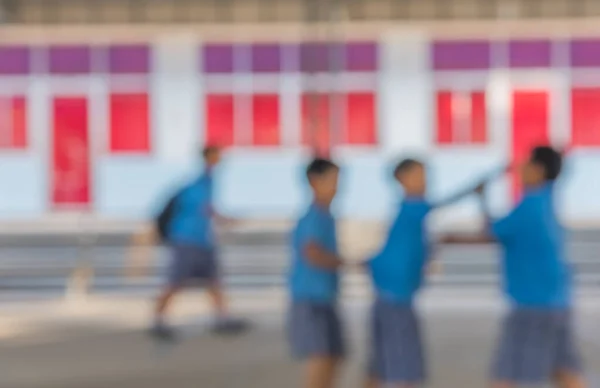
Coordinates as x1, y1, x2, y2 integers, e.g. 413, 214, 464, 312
1, 22, 600, 225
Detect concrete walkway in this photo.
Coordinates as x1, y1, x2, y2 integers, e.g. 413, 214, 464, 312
1, 290, 599, 388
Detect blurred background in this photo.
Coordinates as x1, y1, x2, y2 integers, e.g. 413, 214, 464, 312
1, 1, 600, 387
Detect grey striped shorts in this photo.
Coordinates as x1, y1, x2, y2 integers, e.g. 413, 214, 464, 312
368, 299, 427, 384
167, 244, 219, 287
491, 308, 583, 384
287, 302, 346, 360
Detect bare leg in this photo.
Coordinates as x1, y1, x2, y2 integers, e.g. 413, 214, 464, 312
305, 357, 340, 388
206, 279, 227, 319
155, 286, 180, 323
364, 377, 379, 388
554, 369, 587, 388
490, 381, 516, 388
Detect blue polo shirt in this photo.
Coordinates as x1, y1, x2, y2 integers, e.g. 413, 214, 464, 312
491, 184, 571, 308
289, 203, 339, 304
168, 171, 215, 248
369, 197, 432, 303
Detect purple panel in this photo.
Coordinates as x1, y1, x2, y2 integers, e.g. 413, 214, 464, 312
203, 44, 235, 73
432, 40, 491, 71
251, 44, 281, 73
109, 44, 150, 74
345, 41, 378, 71
49, 45, 91, 74
571, 39, 600, 67
0, 46, 30, 75
509, 40, 552, 68
300, 42, 344, 73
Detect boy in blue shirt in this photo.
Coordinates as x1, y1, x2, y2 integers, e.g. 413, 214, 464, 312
443, 146, 586, 388
288, 158, 345, 388
365, 158, 487, 388
146, 146, 246, 340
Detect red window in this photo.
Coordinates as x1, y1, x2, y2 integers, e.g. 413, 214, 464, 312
571, 88, 600, 147
302, 93, 331, 153
206, 94, 235, 147
0, 96, 27, 150
435, 90, 487, 145
109, 93, 150, 153
252, 94, 280, 146
346, 92, 377, 145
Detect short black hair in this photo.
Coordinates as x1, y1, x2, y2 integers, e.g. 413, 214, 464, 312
531, 146, 562, 181
393, 158, 423, 178
306, 158, 339, 179
202, 145, 220, 159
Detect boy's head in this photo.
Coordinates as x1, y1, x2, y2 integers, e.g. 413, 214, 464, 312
521, 146, 562, 187
394, 158, 426, 196
306, 158, 339, 205
202, 145, 222, 168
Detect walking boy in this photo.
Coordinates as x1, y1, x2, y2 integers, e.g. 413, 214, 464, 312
365, 158, 487, 388
288, 158, 345, 388
443, 146, 586, 388
145, 146, 246, 340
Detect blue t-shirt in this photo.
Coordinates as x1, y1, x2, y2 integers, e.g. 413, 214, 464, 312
288, 203, 339, 304
369, 197, 432, 303
491, 184, 571, 308
168, 172, 215, 248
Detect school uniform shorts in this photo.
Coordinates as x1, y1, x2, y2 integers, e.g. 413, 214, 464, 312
287, 301, 346, 360
167, 244, 219, 287
491, 308, 583, 384
368, 299, 427, 384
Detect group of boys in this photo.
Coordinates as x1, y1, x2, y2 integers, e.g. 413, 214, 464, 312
289, 146, 585, 388
143, 144, 585, 388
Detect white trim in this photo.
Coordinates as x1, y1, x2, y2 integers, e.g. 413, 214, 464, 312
0, 77, 31, 95
433, 71, 490, 90
108, 76, 150, 92
570, 70, 600, 86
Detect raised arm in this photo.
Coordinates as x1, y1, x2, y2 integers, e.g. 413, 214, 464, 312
431, 165, 509, 209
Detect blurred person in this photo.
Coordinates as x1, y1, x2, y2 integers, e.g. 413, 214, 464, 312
288, 158, 346, 388
362, 158, 488, 388
133, 145, 247, 341
442, 146, 586, 388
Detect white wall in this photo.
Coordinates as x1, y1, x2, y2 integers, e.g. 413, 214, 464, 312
1, 30, 600, 225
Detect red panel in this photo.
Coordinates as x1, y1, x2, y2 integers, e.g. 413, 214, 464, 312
0, 96, 27, 150
252, 94, 280, 146
436, 91, 453, 144
206, 94, 234, 147
470, 91, 487, 144
346, 92, 377, 145
571, 88, 600, 147
109, 93, 150, 153
302, 93, 331, 155
511, 90, 550, 199
52, 97, 90, 208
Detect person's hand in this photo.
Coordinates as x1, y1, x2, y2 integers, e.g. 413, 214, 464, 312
426, 260, 442, 276
124, 228, 156, 279
439, 234, 457, 244
474, 182, 485, 195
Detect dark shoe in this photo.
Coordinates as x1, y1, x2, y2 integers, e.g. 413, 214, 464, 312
211, 318, 250, 335
148, 324, 177, 341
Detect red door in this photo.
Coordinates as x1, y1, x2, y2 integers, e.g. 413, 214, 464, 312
51, 97, 91, 209
511, 90, 550, 199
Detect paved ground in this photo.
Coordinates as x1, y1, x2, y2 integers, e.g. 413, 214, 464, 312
0, 290, 599, 388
